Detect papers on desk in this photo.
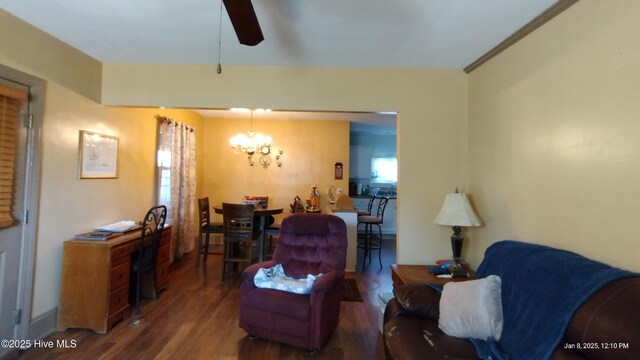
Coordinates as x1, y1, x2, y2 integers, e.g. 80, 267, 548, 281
74, 231, 118, 241
74, 221, 142, 241
96, 220, 141, 233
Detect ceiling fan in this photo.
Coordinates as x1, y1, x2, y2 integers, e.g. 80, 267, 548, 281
222, 0, 264, 46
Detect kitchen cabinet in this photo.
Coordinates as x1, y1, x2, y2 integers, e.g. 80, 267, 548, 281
349, 145, 372, 178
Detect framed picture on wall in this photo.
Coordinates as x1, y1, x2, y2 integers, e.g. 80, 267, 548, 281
78, 130, 119, 179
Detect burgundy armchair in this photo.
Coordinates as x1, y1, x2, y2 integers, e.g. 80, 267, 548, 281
239, 213, 348, 352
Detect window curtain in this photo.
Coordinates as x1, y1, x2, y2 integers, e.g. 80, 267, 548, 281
157, 116, 196, 261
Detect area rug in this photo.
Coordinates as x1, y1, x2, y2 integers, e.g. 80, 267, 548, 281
342, 278, 363, 302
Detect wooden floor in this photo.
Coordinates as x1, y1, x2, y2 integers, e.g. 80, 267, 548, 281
19, 238, 396, 360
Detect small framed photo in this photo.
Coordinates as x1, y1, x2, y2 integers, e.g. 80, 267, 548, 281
79, 130, 119, 179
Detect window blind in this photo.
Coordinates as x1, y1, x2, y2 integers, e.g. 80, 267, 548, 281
0, 84, 27, 228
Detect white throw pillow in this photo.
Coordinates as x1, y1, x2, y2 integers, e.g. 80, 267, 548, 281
438, 275, 503, 341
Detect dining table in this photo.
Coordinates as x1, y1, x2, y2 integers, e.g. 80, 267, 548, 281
213, 205, 284, 262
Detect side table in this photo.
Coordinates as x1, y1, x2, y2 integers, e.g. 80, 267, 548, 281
390, 264, 476, 288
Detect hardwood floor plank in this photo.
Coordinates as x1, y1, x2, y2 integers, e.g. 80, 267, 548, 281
18, 239, 396, 360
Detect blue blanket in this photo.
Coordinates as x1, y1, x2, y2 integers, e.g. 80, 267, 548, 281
470, 240, 637, 360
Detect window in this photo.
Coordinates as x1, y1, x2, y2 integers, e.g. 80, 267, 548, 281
156, 148, 171, 207
0, 84, 27, 228
371, 157, 397, 183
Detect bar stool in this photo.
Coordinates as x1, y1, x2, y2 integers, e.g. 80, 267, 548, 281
357, 196, 389, 271
357, 194, 376, 216
195, 197, 224, 267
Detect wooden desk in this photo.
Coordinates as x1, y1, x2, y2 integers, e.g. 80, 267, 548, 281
57, 226, 171, 333
214, 206, 283, 262
391, 264, 476, 288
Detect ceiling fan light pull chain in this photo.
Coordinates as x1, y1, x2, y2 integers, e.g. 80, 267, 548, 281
217, 0, 223, 75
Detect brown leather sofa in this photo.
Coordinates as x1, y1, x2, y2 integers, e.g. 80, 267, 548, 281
383, 242, 640, 360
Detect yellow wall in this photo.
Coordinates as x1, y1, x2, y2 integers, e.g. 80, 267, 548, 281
2, 6, 465, 324
101, 65, 470, 268
3, 0, 638, 327
35, 85, 203, 317
468, 0, 640, 272
201, 117, 350, 223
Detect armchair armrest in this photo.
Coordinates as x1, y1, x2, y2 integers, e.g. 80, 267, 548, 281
310, 270, 345, 295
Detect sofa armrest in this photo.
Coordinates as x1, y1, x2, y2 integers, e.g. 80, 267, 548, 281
383, 298, 408, 323
391, 284, 441, 319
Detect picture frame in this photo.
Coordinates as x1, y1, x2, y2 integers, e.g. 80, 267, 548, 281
78, 130, 119, 179
335, 162, 343, 180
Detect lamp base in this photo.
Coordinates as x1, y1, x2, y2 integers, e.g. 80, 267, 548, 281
448, 266, 469, 277
449, 226, 468, 277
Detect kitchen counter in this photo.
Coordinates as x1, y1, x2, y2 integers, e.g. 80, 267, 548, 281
324, 204, 357, 272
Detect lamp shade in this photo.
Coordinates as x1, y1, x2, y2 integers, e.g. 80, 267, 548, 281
433, 192, 482, 227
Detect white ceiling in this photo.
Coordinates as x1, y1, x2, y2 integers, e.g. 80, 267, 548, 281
1, 0, 558, 133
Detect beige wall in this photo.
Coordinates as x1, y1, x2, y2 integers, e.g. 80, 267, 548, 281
36, 88, 204, 317
36, 98, 204, 317
4, 0, 637, 327
201, 117, 350, 223
2, 9, 469, 321
468, 0, 640, 272
0, 10, 102, 102
101, 65, 470, 268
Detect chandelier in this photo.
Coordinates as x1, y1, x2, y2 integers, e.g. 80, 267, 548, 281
229, 109, 282, 167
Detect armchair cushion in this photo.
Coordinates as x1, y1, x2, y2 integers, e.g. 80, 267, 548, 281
254, 264, 321, 294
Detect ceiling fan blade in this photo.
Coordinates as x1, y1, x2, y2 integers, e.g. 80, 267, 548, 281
223, 0, 264, 46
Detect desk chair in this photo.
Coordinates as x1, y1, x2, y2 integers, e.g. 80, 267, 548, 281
196, 197, 224, 267
221, 203, 260, 281
357, 196, 389, 271
131, 205, 167, 316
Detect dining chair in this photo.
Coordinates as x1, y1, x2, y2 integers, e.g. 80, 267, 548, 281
357, 196, 389, 271
130, 205, 167, 316
244, 195, 281, 259
264, 215, 281, 259
195, 197, 224, 268
221, 203, 260, 281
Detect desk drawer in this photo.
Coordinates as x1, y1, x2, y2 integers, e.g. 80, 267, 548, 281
160, 228, 171, 245
110, 262, 130, 291
157, 243, 170, 265
111, 243, 132, 259
157, 262, 170, 290
108, 285, 129, 316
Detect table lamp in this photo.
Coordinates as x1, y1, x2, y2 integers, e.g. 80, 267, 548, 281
433, 188, 482, 275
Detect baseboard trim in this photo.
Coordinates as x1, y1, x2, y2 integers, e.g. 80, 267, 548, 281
0, 348, 19, 360
28, 307, 58, 340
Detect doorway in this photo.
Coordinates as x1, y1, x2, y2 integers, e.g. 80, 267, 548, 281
0, 65, 44, 349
